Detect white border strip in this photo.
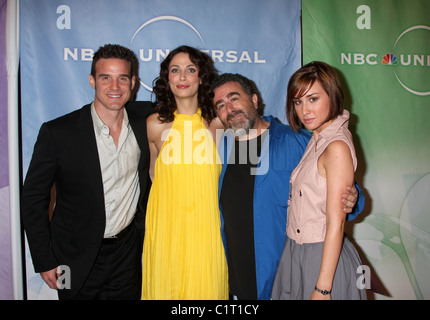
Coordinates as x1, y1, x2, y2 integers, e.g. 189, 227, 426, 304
6, 0, 23, 300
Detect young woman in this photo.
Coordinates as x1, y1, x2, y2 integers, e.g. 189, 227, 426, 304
271, 61, 367, 300
142, 46, 227, 299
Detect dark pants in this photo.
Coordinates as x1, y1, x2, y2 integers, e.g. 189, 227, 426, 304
62, 224, 142, 300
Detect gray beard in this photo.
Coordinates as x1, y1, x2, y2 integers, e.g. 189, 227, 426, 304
227, 111, 256, 137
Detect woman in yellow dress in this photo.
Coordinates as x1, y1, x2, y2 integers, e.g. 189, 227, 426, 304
142, 46, 228, 299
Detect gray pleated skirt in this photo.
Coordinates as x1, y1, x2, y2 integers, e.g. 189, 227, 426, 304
271, 236, 367, 300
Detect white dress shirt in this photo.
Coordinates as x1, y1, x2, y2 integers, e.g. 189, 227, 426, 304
91, 103, 140, 238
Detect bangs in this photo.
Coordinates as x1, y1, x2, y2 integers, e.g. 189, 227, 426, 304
292, 77, 316, 100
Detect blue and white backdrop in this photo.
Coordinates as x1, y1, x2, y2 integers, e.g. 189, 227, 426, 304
19, 0, 301, 299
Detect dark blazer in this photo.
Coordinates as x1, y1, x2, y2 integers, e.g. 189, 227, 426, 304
21, 101, 154, 299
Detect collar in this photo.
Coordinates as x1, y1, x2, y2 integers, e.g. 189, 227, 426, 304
315, 110, 350, 148
91, 102, 129, 136
173, 108, 202, 122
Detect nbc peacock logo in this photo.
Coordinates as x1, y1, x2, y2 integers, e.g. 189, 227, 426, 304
381, 53, 398, 65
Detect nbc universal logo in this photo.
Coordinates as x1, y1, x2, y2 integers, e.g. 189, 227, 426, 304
340, 25, 430, 96
61, 14, 266, 92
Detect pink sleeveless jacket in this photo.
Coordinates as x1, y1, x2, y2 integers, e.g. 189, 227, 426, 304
286, 110, 357, 244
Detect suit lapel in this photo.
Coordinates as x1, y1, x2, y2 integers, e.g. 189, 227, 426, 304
128, 113, 146, 150
76, 104, 105, 208
126, 103, 151, 167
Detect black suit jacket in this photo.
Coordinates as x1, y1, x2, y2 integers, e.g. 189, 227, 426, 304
21, 101, 154, 299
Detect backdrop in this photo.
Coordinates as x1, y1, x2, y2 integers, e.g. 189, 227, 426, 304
302, 0, 430, 299
19, 0, 302, 299
13, 0, 429, 301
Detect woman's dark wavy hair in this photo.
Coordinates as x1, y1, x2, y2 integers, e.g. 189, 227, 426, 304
152, 45, 218, 123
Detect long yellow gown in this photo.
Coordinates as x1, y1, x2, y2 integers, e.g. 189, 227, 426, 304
142, 110, 228, 300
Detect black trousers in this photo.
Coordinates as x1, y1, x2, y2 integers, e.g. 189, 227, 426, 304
61, 224, 142, 300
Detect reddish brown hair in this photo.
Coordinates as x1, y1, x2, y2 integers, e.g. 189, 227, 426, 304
286, 61, 344, 131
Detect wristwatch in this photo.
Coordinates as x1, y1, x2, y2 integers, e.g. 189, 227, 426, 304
314, 286, 332, 295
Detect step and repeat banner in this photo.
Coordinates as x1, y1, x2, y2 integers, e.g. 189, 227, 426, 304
302, 0, 430, 299
20, 0, 301, 299
19, 0, 429, 300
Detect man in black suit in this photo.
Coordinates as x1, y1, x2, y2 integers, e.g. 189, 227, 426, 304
21, 44, 153, 300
